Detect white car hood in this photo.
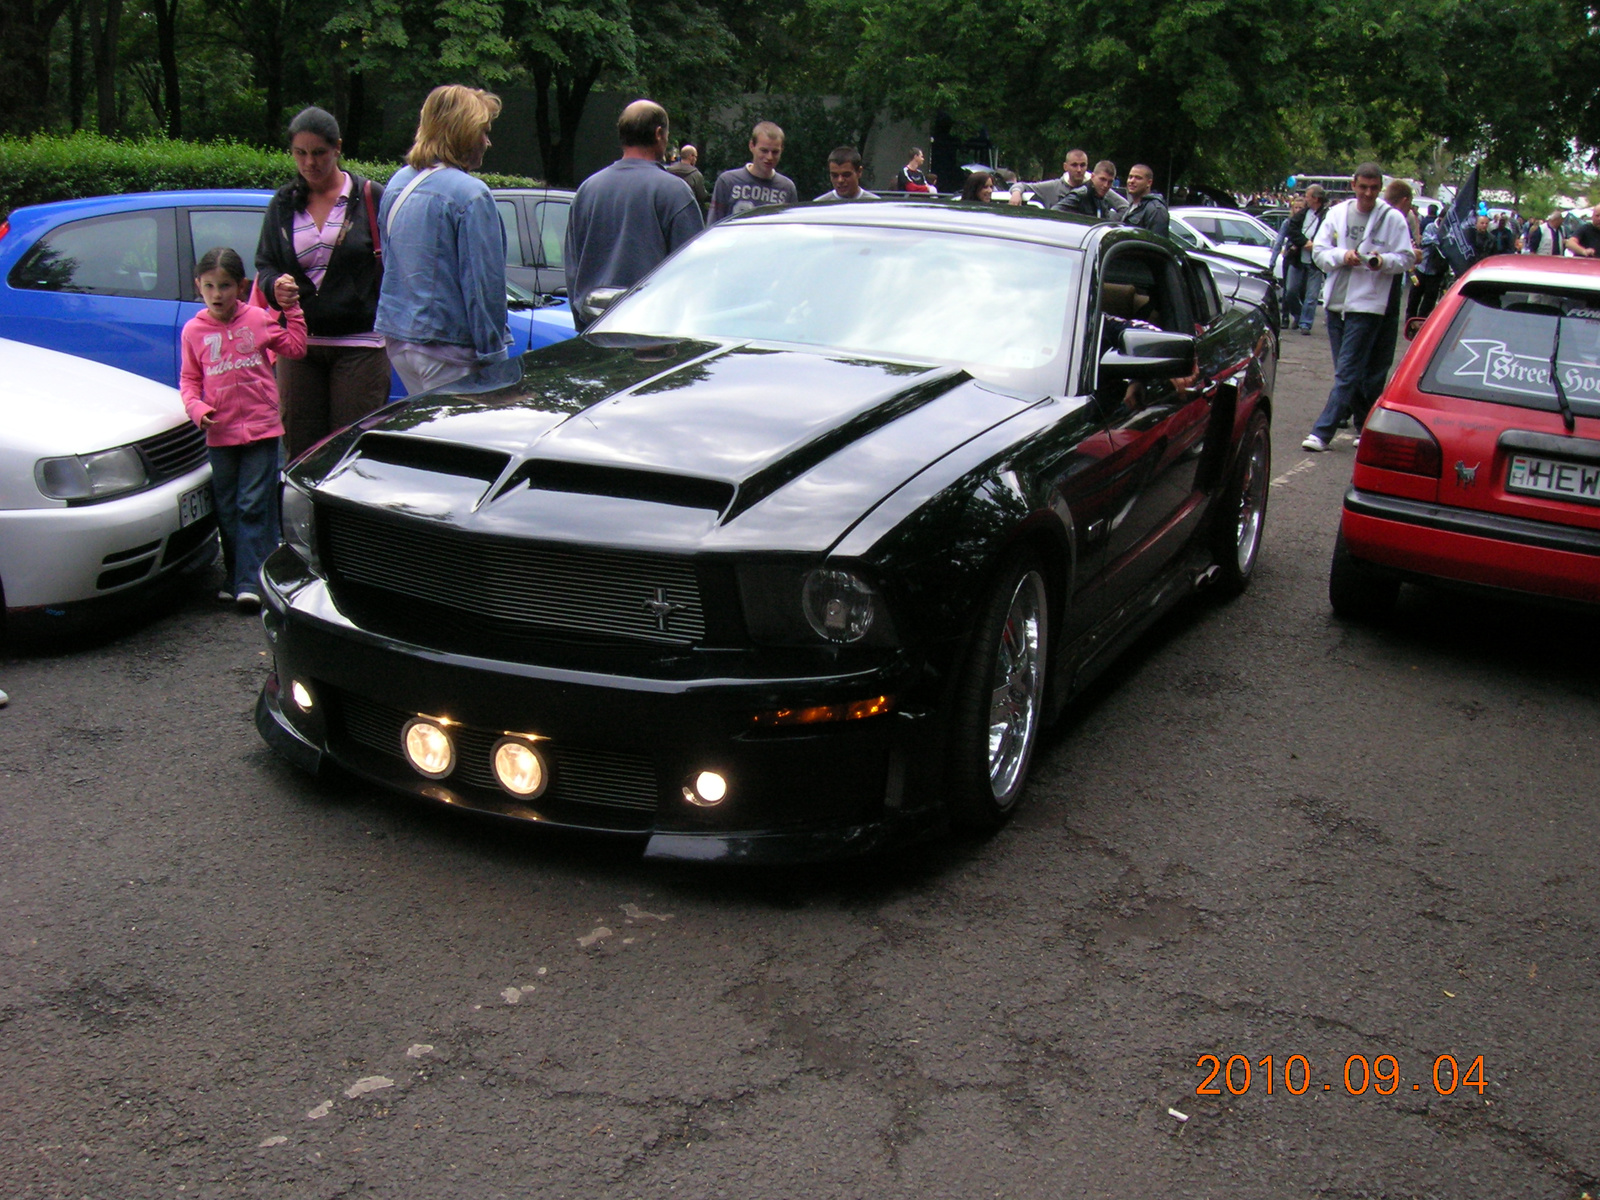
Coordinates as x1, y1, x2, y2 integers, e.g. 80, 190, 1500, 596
0, 338, 190, 457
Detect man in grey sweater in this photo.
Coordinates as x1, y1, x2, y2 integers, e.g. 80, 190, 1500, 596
565, 99, 705, 330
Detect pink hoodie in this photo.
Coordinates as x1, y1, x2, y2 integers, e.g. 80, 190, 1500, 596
179, 302, 307, 446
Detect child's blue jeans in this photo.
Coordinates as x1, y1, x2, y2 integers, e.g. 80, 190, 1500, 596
208, 439, 279, 597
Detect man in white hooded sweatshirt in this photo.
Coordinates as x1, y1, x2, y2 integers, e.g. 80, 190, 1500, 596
1301, 163, 1415, 451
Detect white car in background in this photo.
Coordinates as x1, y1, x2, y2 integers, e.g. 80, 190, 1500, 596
1, 339, 216, 636
1168, 207, 1279, 270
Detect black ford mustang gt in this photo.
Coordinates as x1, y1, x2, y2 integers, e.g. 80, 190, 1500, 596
257, 201, 1277, 863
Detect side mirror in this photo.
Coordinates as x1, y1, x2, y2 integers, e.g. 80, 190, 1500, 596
1099, 328, 1196, 379
1404, 315, 1427, 341
577, 286, 625, 325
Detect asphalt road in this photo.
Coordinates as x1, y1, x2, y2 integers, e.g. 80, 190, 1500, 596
3, 324, 1597, 1200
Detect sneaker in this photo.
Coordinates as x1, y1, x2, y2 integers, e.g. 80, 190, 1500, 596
1299, 327, 1312, 336
217, 589, 234, 603
1301, 434, 1329, 452
0, 688, 8, 708
236, 591, 261, 613
1351, 436, 1360, 448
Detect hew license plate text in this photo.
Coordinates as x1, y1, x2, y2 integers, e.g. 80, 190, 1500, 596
1506, 454, 1600, 507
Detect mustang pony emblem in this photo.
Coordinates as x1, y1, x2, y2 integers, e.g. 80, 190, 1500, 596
1455, 461, 1480, 488
643, 587, 685, 631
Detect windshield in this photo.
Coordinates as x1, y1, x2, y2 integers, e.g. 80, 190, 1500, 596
1420, 289, 1600, 416
593, 222, 1083, 392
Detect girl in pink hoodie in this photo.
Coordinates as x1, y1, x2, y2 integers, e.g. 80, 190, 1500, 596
180, 247, 307, 611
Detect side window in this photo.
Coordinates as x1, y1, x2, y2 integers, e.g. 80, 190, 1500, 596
534, 200, 568, 268
1186, 262, 1222, 325
1167, 221, 1200, 250
497, 200, 525, 266
10, 212, 176, 299
188, 209, 266, 285
1092, 249, 1194, 412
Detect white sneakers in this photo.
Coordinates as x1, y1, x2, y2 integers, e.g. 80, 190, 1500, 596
1301, 434, 1329, 452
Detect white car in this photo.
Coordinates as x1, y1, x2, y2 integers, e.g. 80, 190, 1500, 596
1168, 207, 1279, 270
1, 339, 216, 634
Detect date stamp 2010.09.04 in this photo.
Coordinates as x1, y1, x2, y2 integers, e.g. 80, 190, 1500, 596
1196, 1053, 1487, 1097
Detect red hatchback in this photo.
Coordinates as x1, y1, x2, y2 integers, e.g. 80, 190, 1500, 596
1330, 255, 1600, 617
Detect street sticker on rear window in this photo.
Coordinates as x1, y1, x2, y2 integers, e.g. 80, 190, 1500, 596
1420, 293, 1600, 415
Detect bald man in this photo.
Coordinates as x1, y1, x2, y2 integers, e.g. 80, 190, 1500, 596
565, 99, 704, 329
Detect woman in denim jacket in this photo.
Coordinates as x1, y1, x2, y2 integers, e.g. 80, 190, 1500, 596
375, 85, 510, 395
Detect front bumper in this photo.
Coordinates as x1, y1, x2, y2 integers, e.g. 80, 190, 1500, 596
1341, 487, 1600, 605
256, 548, 947, 863
0, 465, 217, 612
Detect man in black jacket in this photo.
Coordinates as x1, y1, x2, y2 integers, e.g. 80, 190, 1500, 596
1121, 164, 1168, 236
1054, 160, 1119, 220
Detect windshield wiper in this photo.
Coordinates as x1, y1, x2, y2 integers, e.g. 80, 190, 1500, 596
1549, 315, 1576, 434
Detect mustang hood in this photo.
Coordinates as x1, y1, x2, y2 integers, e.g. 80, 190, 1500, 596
308, 338, 1040, 553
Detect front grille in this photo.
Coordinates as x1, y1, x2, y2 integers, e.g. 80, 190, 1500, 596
321, 506, 706, 646
137, 422, 208, 484
336, 691, 660, 813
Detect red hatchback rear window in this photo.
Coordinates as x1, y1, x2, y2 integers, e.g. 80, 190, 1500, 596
1419, 288, 1600, 419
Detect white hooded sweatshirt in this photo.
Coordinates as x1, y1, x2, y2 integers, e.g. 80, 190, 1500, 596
1310, 198, 1413, 316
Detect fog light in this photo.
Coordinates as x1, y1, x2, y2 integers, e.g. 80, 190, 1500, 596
683, 770, 728, 807
290, 679, 314, 712
492, 737, 548, 798
402, 718, 455, 779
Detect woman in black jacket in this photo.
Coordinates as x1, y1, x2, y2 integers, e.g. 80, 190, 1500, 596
255, 107, 389, 460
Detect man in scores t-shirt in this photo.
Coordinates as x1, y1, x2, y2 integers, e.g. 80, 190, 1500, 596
708, 122, 799, 224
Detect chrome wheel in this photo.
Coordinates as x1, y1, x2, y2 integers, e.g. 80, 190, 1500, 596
1235, 430, 1268, 575
987, 570, 1046, 800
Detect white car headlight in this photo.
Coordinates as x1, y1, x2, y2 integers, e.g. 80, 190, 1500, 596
281, 484, 321, 574
34, 445, 149, 501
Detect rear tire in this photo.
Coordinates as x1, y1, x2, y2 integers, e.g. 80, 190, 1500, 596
947, 553, 1050, 831
1210, 410, 1270, 597
1329, 532, 1400, 620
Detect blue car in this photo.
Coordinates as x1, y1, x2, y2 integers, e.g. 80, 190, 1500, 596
0, 190, 574, 398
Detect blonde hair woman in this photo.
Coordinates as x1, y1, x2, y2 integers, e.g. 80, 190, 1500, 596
374, 85, 511, 394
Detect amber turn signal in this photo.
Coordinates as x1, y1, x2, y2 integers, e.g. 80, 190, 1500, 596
752, 695, 893, 727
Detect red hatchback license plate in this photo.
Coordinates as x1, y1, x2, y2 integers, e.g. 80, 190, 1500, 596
1506, 454, 1600, 508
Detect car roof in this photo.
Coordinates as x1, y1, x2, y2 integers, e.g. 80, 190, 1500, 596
726, 198, 1101, 250
1461, 257, 1600, 290
5, 189, 272, 232
1171, 206, 1266, 221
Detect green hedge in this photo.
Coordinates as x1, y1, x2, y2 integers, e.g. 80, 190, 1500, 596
0, 133, 543, 220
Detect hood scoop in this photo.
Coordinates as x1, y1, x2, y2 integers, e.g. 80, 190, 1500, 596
498, 459, 736, 514
355, 433, 511, 482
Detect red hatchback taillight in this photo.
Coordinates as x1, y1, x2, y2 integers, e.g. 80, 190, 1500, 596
1357, 407, 1441, 477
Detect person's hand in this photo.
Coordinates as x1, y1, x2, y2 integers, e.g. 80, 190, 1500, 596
199, 412, 215, 428
1343, 249, 1363, 267
273, 275, 300, 308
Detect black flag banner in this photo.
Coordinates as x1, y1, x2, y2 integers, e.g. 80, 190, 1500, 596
1437, 164, 1480, 276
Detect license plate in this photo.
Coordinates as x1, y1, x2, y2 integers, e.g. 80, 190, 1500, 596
179, 484, 213, 527
1506, 454, 1600, 507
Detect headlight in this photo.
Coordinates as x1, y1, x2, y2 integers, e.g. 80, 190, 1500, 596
802, 568, 878, 643
739, 563, 897, 647
35, 445, 149, 501
281, 484, 321, 573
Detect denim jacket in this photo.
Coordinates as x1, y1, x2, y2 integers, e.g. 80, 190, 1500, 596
374, 164, 510, 363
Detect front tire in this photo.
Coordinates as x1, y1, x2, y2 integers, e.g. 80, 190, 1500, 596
947, 554, 1050, 831
1211, 410, 1270, 596
1328, 531, 1400, 620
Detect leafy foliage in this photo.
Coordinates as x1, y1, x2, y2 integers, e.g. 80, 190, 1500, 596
0, 133, 539, 219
